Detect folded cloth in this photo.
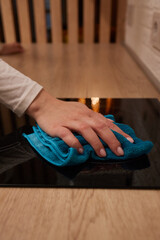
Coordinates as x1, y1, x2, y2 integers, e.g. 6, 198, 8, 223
23, 114, 153, 167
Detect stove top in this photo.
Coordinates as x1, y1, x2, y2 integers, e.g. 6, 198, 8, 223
0, 98, 160, 189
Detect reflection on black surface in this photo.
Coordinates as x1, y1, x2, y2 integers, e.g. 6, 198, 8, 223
0, 139, 152, 188
0, 98, 160, 189
0, 129, 158, 189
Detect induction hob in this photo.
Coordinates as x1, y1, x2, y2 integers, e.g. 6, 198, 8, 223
0, 98, 160, 189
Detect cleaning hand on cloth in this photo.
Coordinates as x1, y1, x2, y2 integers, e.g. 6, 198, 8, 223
23, 114, 153, 167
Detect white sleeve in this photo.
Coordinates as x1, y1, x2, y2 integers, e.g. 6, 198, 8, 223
0, 59, 43, 117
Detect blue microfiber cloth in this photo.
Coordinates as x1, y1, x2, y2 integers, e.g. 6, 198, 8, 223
23, 114, 153, 167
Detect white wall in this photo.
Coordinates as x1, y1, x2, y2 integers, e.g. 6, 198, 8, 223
125, 0, 160, 87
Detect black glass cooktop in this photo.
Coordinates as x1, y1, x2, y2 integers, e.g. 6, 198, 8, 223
0, 98, 160, 189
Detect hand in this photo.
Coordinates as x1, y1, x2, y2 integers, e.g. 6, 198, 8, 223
0, 42, 24, 55
26, 90, 134, 157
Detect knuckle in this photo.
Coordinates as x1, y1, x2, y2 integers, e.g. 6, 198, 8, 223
82, 106, 91, 114
88, 108, 94, 114
58, 128, 69, 139
70, 138, 80, 147
107, 121, 114, 128
97, 112, 103, 118
79, 123, 89, 131
95, 121, 107, 130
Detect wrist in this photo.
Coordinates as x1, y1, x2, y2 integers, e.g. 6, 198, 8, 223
26, 89, 58, 120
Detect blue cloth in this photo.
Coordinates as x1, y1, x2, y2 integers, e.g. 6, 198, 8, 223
23, 115, 153, 167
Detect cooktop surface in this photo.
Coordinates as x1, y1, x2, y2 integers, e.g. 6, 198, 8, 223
0, 98, 160, 189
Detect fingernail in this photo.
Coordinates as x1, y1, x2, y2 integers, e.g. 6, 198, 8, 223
78, 148, 84, 154
117, 146, 124, 156
127, 137, 134, 143
100, 148, 106, 157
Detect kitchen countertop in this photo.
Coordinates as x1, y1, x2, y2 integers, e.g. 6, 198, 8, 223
0, 44, 160, 240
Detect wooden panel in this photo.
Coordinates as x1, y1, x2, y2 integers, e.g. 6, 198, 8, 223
0, 189, 160, 240
32, 0, 47, 43
0, 0, 16, 43
84, 0, 95, 43
16, 0, 31, 43
116, 0, 127, 43
67, 0, 78, 43
99, 0, 111, 43
50, 0, 62, 43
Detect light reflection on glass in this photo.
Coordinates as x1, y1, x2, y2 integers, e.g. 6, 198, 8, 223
106, 98, 112, 113
91, 97, 100, 112
78, 98, 86, 104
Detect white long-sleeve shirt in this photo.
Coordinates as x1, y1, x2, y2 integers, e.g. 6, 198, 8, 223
0, 59, 43, 116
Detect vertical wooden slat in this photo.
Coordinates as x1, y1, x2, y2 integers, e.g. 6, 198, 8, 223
116, 0, 127, 43
33, 0, 47, 43
16, 0, 31, 43
50, 0, 62, 43
84, 0, 95, 43
67, 0, 78, 43
99, 0, 111, 43
0, 0, 16, 43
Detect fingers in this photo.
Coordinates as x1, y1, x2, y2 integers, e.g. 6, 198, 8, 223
90, 112, 134, 143
76, 123, 107, 157
81, 116, 135, 156
102, 120, 134, 143
108, 122, 134, 143
51, 126, 84, 154
95, 126, 124, 156
91, 112, 114, 122
85, 119, 125, 156
63, 121, 107, 157
59, 115, 133, 157
37, 98, 133, 157
48, 115, 133, 158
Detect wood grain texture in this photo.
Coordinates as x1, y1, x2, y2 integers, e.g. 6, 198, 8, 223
32, 0, 47, 43
16, 0, 31, 43
50, 0, 62, 43
67, 0, 78, 43
2, 44, 159, 99
99, 0, 111, 43
0, 0, 16, 43
0, 188, 160, 240
84, 0, 95, 43
116, 0, 127, 43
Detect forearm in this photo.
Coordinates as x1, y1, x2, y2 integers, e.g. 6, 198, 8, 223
0, 59, 43, 116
